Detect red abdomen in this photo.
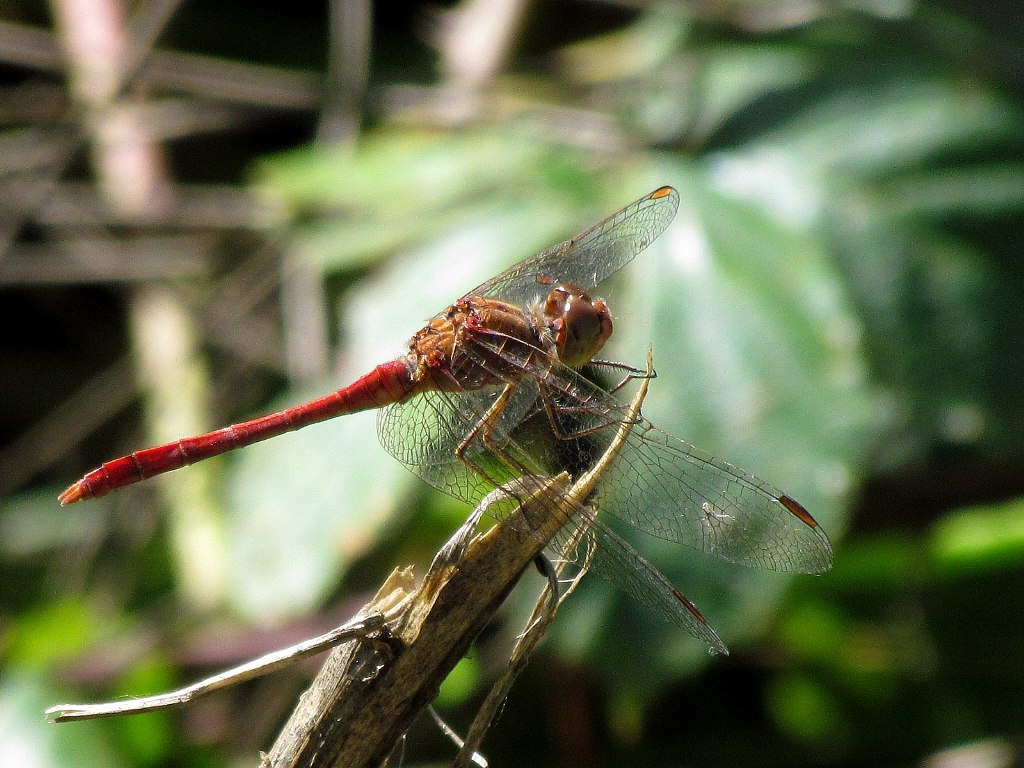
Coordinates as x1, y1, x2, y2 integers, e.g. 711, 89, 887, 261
59, 359, 417, 504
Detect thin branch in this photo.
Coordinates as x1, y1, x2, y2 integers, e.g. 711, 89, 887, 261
438, 0, 529, 92
121, 0, 186, 89
317, 0, 371, 144
0, 234, 214, 285
139, 50, 322, 109
33, 181, 280, 229
46, 576, 413, 722
0, 20, 321, 109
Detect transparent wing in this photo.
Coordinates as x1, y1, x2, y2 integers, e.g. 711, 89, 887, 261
467, 334, 834, 574
600, 421, 832, 574
465, 186, 680, 307
377, 379, 548, 505
547, 516, 728, 654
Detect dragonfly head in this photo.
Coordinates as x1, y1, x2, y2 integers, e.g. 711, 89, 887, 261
542, 284, 613, 367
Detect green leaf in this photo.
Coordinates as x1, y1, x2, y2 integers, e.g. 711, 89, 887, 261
930, 497, 1024, 576
437, 656, 482, 708
766, 672, 848, 744
225, 406, 409, 620
6, 598, 105, 671
0, 673, 125, 768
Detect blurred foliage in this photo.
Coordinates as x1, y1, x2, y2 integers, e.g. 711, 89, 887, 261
2, 0, 1023, 766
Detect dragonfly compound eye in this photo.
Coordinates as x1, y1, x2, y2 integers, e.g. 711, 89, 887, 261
544, 285, 613, 368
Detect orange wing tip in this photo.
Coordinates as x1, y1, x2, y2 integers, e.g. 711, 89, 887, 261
58, 482, 85, 506
650, 186, 675, 199
779, 494, 818, 528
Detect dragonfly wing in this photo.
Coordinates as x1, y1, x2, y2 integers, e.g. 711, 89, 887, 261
467, 333, 833, 573
376, 380, 547, 506
465, 186, 680, 307
549, 516, 728, 654
600, 422, 833, 574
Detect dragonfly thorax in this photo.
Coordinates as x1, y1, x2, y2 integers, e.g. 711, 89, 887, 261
538, 284, 613, 368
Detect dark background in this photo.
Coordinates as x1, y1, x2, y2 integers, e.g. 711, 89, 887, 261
1, 1, 1022, 766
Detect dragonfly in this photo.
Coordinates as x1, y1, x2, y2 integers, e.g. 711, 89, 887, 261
60, 185, 832, 653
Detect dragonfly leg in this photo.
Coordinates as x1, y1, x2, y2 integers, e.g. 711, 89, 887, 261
453, 382, 517, 461
589, 357, 657, 395
537, 384, 630, 441
451, 382, 533, 496
532, 552, 561, 612
451, 381, 575, 539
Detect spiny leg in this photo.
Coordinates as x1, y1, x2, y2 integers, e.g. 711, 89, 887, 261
589, 358, 657, 395
537, 382, 636, 442
453, 381, 518, 478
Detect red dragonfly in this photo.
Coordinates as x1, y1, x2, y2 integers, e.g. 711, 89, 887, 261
60, 186, 831, 653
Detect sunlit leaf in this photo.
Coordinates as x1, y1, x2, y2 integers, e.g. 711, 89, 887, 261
930, 497, 1024, 575
0, 674, 124, 768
